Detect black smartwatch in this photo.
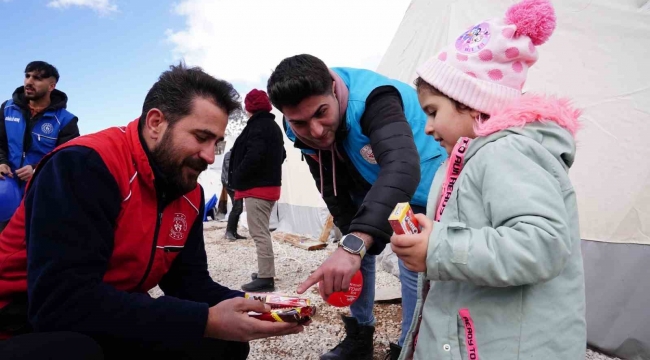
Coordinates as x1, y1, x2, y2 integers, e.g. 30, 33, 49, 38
339, 234, 367, 259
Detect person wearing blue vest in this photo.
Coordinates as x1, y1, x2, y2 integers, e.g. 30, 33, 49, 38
267, 54, 446, 360
0, 61, 79, 232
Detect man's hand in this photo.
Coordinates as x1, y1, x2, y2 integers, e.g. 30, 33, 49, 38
0, 164, 13, 180
204, 297, 305, 342
16, 165, 34, 182
297, 247, 362, 300
390, 214, 433, 272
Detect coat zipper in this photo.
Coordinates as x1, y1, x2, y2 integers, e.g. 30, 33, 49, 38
19, 108, 31, 168
134, 195, 165, 291
32, 132, 57, 141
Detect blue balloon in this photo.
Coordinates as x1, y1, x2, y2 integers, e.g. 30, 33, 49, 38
0, 177, 22, 222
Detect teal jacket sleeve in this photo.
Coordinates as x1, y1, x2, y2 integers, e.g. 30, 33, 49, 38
425, 140, 573, 287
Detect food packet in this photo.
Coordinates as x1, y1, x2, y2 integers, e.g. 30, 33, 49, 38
245, 293, 315, 323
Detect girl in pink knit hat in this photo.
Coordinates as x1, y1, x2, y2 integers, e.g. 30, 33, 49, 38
390, 1, 586, 359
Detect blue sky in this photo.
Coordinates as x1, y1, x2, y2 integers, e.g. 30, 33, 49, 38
0, 0, 410, 135
0, 0, 185, 134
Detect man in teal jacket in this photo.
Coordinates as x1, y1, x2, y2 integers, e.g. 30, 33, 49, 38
267, 54, 446, 360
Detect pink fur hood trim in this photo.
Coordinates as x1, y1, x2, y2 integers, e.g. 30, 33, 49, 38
475, 94, 582, 137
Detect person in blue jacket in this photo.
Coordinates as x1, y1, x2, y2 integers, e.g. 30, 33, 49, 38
0, 61, 80, 232
267, 54, 446, 360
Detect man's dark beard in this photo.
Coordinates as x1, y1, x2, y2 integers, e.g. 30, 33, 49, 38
151, 129, 208, 194
24, 88, 47, 101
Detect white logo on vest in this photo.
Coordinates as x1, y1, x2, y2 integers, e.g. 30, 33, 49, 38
5, 116, 20, 123
169, 213, 188, 240
41, 123, 54, 134
360, 144, 377, 164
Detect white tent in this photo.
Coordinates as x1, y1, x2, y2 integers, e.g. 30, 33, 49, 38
377, 0, 650, 358
273, 109, 332, 238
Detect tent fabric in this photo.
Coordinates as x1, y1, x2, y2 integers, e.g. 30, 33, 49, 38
272, 109, 329, 237
582, 240, 650, 359
198, 164, 223, 206
377, 1, 650, 359
377, 0, 650, 246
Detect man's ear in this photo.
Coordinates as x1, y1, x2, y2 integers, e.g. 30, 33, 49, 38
144, 108, 167, 140
332, 80, 336, 97
48, 79, 56, 92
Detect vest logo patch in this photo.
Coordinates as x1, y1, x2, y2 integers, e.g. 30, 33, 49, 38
360, 145, 377, 164
41, 123, 54, 134
5, 116, 20, 123
169, 213, 188, 240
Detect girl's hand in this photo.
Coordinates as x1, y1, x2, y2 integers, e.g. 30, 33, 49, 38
390, 214, 433, 272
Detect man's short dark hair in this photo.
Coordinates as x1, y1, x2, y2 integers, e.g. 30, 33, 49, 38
267, 54, 332, 110
140, 63, 241, 129
25, 61, 60, 82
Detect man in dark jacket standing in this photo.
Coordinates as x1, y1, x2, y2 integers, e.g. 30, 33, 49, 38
221, 150, 245, 240
0, 61, 79, 232
0, 64, 304, 360
267, 54, 446, 360
229, 89, 285, 293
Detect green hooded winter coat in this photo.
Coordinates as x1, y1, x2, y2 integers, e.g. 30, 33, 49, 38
400, 95, 586, 360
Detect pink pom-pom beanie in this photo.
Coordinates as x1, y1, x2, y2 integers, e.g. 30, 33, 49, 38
416, 0, 557, 114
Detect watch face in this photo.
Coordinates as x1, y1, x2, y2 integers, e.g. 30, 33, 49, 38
343, 235, 364, 252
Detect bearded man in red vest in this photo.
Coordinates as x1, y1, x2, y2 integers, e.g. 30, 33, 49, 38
0, 64, 305, 360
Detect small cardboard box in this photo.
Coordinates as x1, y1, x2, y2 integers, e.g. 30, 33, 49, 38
388, 202, 420, 235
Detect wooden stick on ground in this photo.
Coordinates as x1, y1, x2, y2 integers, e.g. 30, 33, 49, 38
318, 215, 334, 244
271, 215, 334, 251
273, 232, 327, 251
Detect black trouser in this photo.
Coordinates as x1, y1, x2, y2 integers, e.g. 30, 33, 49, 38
217, 186, 228, 216
0, 331, 250, 360
0, 332, 103, 360
226, 188, 243, 234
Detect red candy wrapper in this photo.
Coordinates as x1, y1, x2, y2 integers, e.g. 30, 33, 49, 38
248, 306, 316, 324
245, 293, 315, 323
388, 202, 421, 235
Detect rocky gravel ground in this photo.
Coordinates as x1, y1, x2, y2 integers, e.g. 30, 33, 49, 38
151, 221, 618, 360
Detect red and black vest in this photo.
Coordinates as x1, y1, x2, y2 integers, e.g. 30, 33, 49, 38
0, 119, 202, 310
